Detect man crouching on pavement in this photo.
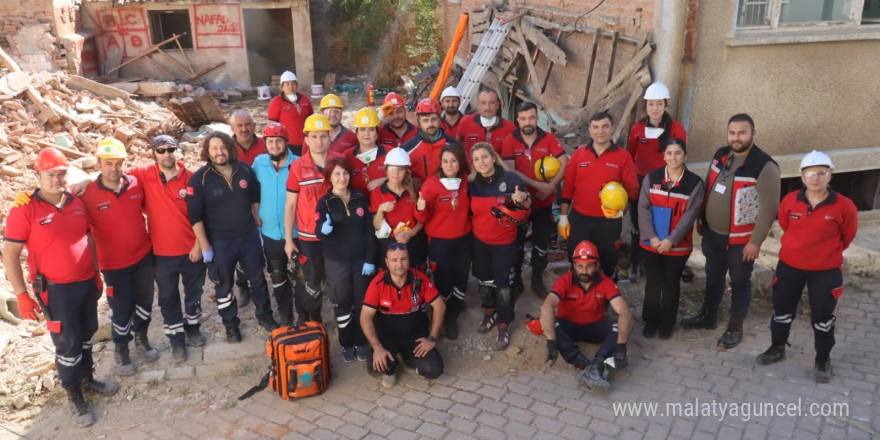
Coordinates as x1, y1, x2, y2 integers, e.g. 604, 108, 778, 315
540, 240, 632, 394
360, 244, 445, 388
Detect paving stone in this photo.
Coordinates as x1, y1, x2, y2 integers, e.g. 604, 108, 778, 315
336, 423, 369, 440
415, 421, 448, 439
167, 365, 195, 380
448, 402, 482, 420
135, 369, 166, 383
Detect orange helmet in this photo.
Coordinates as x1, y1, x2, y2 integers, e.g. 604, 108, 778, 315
572, 240, 600, 262
383, 92, 406, 109
491, 198, 530, 228
415, 98, 441, 115
263, 122, 289, 139
35, 147, 69, 172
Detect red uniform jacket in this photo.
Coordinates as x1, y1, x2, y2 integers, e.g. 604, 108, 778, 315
627, 119, 687, 177
344, 144, 387, 195
457, 113, 514, 157
286, 151, 343, 241
778, 188, 857, 271
414, 174, 471, 239
267, 93, 313, 146
560, 143, 638, 218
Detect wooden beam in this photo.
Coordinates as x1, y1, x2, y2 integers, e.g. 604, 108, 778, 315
581, 29, 600, 107
605, 31, 619, 85
143, 55, 177, 81
520, 20, 566, 66
512, 24, 543, 93
189, 62, 226, 82
613, 82, 646, 142
107, 33, 185, 74
37, 140, 88, 159
540, 29, 563, 93
67, 75, 132, 100
595, 42, 653, 103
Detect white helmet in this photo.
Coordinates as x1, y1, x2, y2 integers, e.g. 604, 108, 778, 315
644, 82, 670, 100
799, 150, 834, 171
280, 71, 297, 83
440, 86, 461, 100
384, 147, 412, 167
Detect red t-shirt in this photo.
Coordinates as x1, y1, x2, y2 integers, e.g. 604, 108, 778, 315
501, 128, 567, 209
551, 272, 620, 325
329, 127, 358, 155
378, 121, 417, 148
370, 183, 419, 239
286, 151, 343, 241
414, 174, 471, 239
457, 113, 515, 157
344, 145, 387, 195
128, 163, 196, 257
267, 93, 313, 146
5, 192, 95, 284
234, 135, 268, 166
560, 143, 638, 218
80, 176, 152, 270
363, 269, 439, 335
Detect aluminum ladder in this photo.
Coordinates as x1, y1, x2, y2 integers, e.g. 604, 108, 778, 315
456, 16, 513, 112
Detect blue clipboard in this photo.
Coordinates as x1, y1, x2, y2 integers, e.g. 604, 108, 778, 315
651, 206, 672, 240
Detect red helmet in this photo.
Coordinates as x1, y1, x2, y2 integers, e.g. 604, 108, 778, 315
415, 98, 441, 115
383, 92, 406, 109
491, 197, 530, 228
263, 122, 289, 139
572, 240, 600, 262
35, 147, 69, 172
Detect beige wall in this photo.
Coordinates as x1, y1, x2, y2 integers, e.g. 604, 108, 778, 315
686, 3, 880, 162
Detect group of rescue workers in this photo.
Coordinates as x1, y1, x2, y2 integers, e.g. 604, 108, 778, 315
2, 70, 858, 427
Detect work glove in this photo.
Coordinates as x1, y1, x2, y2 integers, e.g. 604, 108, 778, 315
16, 292, 40, 321
202, 247, 214, 263
95, 273, 104, 297
362, 262, 376, 276
557, 215, 570, 240
601, 206, 623, 219
320, 213, 333, 235
545, 339, 559, 366
13, 192, 31, 207
613, 343, 628, 370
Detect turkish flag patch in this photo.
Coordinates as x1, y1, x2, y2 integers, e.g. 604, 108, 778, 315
186, 186, 194, 196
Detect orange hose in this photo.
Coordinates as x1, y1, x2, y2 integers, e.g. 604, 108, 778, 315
430, 12, 469, 101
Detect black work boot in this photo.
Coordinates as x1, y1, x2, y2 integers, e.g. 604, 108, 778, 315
571, 353, 590, 371
680, 305, 718, 329
237, 282, 251, 307
814, 354, 832, 383
226, 325, 242, 343
134, 329, 160, 362
756, 343, 786, 365
185, 325, 207, 347
81, 371, 120, 396
530, 270, 548, 299
577, 361, 610, 395
444, 315, 460, 340
310, 303, 323, 324
114, 343, 137, 376
67, 385, 95, 427
171, 340, 188, 364
258, 316, 280, 332
717, 319, 744, 349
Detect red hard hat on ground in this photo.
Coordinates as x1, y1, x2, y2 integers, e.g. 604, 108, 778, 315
415, 98, 441, 115
383, 92, 406, 109
572, 240, 600, 262
491, 198, 530, 228
263, 122, 289, 139
35, 147, 69, 172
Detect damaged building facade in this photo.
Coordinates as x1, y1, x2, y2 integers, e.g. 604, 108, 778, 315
443, 0, 880, 210
1, 0, 315, 88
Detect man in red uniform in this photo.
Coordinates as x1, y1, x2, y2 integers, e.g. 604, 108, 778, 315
540, 241, 632, 395
81, 138, 159, 376
456, 88, 514, 157
361, 245, 446, 388
4, 148, 118, 427
502, 101, 568, 297
231, 109, 268, 166
321, 93, 358, 154
268, 70, 313, 156
378, 92, 417, 148
439, 86, 463, 139
131, 135, 207, 363
285, 114, 344, 323
559, 112, 638, 279
401, 98, 461, 181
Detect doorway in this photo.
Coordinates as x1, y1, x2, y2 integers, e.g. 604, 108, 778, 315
244, 8, 295, 86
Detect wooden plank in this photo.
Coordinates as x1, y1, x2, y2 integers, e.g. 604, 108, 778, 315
540, 29, 563, 93
37, 140, 88, 159
156, 47, 194, 77
174, 38, 197, 77
581, 29, 600, 107
512, 24, 543, 93
595, 42, 653, 104
613, 82, 646, 142
605, 31, 619, 85
189, 62, 226, 82
520, 20, 566, 66
67, 75, 132, 100
143, 55, 177, 81
107, 33, 185, 74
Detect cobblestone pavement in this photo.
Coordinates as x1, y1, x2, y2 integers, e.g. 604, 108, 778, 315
5, 254, 880, 440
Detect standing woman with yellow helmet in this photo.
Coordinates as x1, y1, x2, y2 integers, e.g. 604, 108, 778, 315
344, 107, 388, 196
625, 82, 688, 282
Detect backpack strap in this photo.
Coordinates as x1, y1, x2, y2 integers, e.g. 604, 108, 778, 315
238, 366, 271, 401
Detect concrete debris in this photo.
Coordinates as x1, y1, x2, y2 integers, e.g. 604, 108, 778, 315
12, 394, 30, 410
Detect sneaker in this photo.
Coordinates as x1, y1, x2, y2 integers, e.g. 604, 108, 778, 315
226, 325, 242, 343
680, 307, 717, 329
258, 316, 280, 332
477, 310, 497, 334
577, 363, 610, 395
381, 372, 398, 389
171, 342, 188, 364
755, 345, 786, 366
628, 265, 641, 282
355, 345, 371, 362
642, 322, 658, 339
814, 358, 832, 383
342, 347, 356, 363
496, 323, 511, 350
717, 320, 744, 349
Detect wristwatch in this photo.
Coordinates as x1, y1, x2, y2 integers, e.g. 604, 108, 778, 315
428, 335, 437, 343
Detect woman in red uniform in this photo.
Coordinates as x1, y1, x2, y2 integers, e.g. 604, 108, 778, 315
755, 151, 857, 383
626, 82, 687, 282
637, 138, 704, 339
370, 148, 427, 271
344, 107, 388, 196
414, 145, 471, 339
469, 142, 531, 349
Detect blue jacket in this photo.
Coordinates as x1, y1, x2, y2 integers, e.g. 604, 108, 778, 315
252, 152, 298, 240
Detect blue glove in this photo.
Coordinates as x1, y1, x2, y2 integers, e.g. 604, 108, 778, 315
320, 213, 333, 235
202, 247, 214, 263
257, 227, 264, 247
362, 263, 376, 276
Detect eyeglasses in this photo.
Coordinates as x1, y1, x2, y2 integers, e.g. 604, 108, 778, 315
387, 243, 408, 251
803, 170, 830, 178
155, 147, 178, 154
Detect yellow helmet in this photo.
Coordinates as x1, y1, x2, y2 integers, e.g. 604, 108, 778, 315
534, 155, 561, 181
96, 137, 127, 159
600, 181, 628, 211
319, 93, 343, 111
353, 107, 380, 128
303, 114, 331, 133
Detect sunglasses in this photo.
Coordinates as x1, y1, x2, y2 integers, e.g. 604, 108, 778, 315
155, 147, 178, 154
387, 243, 408, 251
